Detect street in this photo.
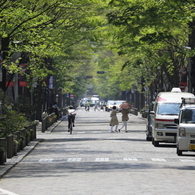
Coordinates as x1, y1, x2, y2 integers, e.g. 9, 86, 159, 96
0, 107, 195, 195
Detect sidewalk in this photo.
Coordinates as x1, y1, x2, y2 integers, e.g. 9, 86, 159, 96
0, 116, 66, 178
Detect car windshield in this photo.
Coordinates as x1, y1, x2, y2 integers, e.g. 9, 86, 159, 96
115, 101, 125, 105
181, 109, 195, 124
107, 101, 115, 105
157, 103, 180, 115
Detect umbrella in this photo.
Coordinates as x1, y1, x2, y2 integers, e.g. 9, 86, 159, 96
119, 102, 132, 109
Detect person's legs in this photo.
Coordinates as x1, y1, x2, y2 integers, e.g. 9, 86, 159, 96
72, 116, 75, 127
110, 126, 115, 132
68, 116, 71, 131
115, 125, 118, 132
124, 121, 128, 131
119, 121, 127, 132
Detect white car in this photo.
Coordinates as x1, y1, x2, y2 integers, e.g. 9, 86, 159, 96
105, 100, 126, 112
174, 97, 195, 156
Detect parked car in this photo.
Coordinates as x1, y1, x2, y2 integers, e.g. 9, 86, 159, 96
174, 97, 195, 156
151, 88, 194, 147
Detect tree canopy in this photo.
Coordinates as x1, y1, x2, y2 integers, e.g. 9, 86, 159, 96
1, 0, 195, 102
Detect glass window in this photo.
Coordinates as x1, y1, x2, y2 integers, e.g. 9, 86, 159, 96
157, 103, 180, 115
181, 109, 195, 123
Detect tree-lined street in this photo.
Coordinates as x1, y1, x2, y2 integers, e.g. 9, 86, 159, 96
0, 108, 195, 195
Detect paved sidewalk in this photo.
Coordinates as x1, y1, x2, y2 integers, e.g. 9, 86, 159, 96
0, 116, 66, 178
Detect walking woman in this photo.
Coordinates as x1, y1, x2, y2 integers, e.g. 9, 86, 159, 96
109, 106, 119, 133
118, 102, 132, 132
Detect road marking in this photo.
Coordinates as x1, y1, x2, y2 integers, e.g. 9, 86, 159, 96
151, 158, 167, 162
67, 158, 81, 162
38, 159, 53, 162
95, 158, 109, 162
0, 188, 19, 195
123, 157, 138, 161
180, 159, 195, 162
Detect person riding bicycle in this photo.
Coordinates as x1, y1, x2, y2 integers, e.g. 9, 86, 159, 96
67, 105, 76, 132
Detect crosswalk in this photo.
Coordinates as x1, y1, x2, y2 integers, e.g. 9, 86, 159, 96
0, 188, 19, 195
34, 157, 195, 163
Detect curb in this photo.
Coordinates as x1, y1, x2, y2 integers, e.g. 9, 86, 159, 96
0, 139, 41, 178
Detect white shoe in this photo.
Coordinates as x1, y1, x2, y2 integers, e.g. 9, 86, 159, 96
110, 131, 115, 133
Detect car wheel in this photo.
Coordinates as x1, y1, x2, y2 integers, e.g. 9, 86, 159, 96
153, 140, 159, 147
177, 147, 182, 156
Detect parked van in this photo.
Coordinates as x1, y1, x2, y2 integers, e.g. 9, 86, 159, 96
151, 88, 194, 147
174, 97, 195, 156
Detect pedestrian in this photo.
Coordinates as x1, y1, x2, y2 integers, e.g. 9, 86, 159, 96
109, 106, 119, 133
118, 102, 132, 132
86, 101, 90, 111
67, 105, 76, 132
42, 109, 48, 119
94, 101, 100, 111
52, 102, 60, 118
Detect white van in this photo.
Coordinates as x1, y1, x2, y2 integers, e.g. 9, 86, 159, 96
151, 88, 194, 147
174, 97, 195, 155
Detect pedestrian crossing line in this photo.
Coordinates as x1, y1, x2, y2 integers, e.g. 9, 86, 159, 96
95, 158, 109, 162
0, 188, 19, 195
38, 159, 53, 162
123, 157, 138, 161
34, 157, 195, 163
180, 159, 195, 162
151, 158, 167, 162
67, 158, 81, 162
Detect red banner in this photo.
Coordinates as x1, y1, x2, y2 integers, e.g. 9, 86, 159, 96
19, 81, 27, 87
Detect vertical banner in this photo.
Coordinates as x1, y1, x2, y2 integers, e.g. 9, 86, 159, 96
49, 76, 54, 89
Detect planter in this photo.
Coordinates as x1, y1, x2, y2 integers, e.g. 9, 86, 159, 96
20, 128, 26, 150
13, 143, 18, 156
0, 138, 7, 162
6, 135, 13, 158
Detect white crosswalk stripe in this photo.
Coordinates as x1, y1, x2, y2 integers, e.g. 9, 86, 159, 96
0, 188, 19, 195
38, 159, 53, 162
95, 158, 109, 162
123, 157, 138, 161
180, 159, 195, 162
151, 158, 167, 162
67, 158, 81, 162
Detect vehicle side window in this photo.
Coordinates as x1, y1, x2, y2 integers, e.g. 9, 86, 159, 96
181, 109, 193, 123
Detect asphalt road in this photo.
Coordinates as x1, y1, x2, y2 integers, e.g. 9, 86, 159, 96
0, 107, 195, 195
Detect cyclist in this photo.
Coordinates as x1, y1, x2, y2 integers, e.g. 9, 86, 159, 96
67, 106, 76, 132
